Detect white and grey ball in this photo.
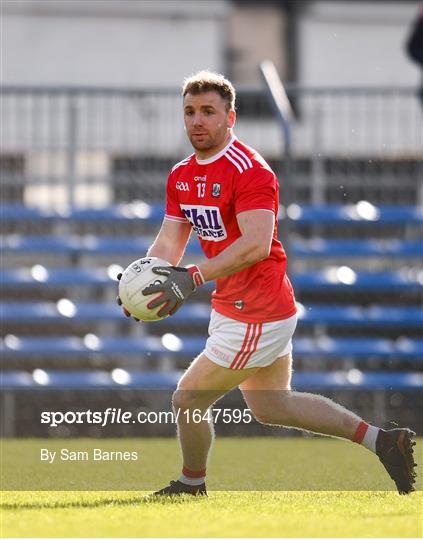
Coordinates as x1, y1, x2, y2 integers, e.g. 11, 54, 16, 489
118, 257, 171, 321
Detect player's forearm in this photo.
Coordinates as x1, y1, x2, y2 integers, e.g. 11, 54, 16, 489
197, 235, 269, 282
146, 238, 185, 266
146, 220, 191, 266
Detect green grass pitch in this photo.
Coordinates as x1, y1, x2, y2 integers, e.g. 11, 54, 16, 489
1, 437, 422, 538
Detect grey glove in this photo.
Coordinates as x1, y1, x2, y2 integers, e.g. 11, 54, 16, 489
142, 265, 205, 317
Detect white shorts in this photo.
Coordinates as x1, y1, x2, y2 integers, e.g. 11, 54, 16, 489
205, 310, 298, 370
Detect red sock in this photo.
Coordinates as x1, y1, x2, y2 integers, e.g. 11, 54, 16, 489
182, 466, 206, 479
180, 466, 206, 486
352, 421, 369, 443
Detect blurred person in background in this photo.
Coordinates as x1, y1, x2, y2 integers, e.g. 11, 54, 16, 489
118, 71, 416, 498
406, 2, 423, 103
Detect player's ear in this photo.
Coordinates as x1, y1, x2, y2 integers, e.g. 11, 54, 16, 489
227, 109, 236, 129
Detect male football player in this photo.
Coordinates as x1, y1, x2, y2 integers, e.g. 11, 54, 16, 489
118, 71, 416, 496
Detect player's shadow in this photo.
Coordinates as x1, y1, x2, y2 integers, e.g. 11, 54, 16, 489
1, 493, 206, 509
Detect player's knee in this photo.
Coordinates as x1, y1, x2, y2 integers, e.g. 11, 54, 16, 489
251, 390, 294, 425
172, 388, 201, 412
250, 409, 270, 424
252, 409, 287, 425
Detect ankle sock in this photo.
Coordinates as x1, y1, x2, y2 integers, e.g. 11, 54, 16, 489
179, 466, 206, 486
352, 421, 380, 453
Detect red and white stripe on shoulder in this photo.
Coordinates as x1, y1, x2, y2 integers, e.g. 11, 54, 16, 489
224, 142, 254, 174
171, 154, 194, 173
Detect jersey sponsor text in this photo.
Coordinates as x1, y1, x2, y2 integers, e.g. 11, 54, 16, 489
180, 204, 227, 241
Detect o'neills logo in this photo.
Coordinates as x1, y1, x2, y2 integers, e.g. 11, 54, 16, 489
180, 204, 227, 242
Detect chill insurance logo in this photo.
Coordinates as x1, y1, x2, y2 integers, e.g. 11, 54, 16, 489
180, 204, 227, 241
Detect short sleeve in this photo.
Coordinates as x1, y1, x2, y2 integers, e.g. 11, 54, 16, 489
234, 167, 277, 216
164, 173, 187, 223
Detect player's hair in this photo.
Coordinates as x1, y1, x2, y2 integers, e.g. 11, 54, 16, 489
182, 70, 236, 111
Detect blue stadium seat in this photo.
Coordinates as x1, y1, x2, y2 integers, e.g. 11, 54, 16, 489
298, 304, 423, 327
2, 369, 421, 391
292, 239, 422, 258
1, 371, 34, 388
0, 301, 211, 324
1, 370, 182, 389
2, 205, 61, 221
1, 267, 112, 286
71, 205, 164, 223
2, 335, 422, 361
1, 302, 421, 328
0, 335, 206, 358
4, 235, 421, 258
3, 203, 422, 224
293, 270, 423, 291
291, 371, 423, 390
288, 204, 423, 224
2, 268, 422, 291
292, 336, 423, 359
2, 235, 201, 256
3, 235, 80, 254
2, 203, 164, 223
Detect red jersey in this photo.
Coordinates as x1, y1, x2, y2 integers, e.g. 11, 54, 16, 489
165, 135, 297, 323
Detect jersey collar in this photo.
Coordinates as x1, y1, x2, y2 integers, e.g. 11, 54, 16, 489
195, 134, 236, 165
